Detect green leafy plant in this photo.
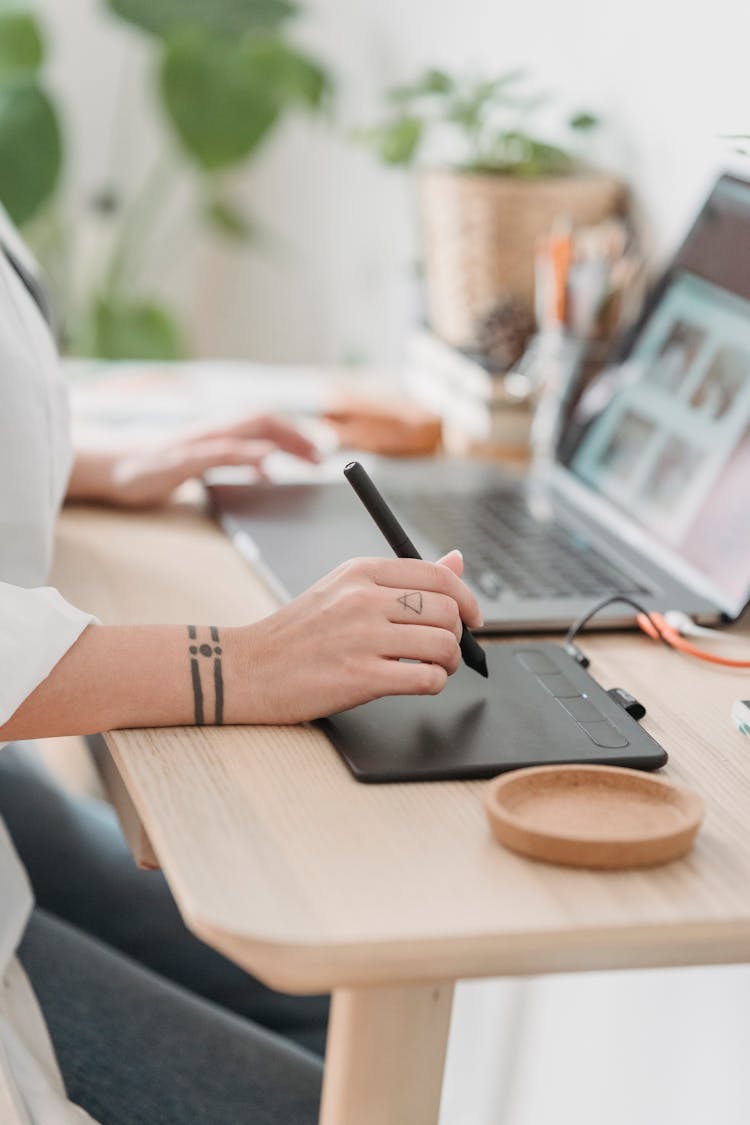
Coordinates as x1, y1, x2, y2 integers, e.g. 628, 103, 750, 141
357, 68, 599, 177
0, 3, 62, 225
0, 0, 331, 358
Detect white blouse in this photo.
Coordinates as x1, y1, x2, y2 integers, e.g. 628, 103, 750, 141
0, 212, 98, 1123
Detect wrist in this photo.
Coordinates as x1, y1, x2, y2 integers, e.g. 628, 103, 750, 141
221, 624, 272, 726
67, 450, 120, 505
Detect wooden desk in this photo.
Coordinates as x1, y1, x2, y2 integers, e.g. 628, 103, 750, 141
52, 503, 750, 1125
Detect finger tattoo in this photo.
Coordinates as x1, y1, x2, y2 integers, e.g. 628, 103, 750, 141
397, 591, 423, 615
187, 625, 224, 725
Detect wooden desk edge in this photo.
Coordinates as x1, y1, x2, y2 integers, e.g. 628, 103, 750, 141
98, 733, 160, 869
185, 910, 750, 995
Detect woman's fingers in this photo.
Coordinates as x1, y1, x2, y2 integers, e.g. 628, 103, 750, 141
187, 414, 320, 463
249, 415, 320, 462
436, 548, 464, 577
385, 588, 462, 641
381, 623, 462, 674
372, 658, 449, 699
110, 439, 279, 506
362, 556, 482, 629
178, 438, 277, 477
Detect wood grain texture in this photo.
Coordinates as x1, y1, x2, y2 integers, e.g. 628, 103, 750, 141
52, 504, 750, 993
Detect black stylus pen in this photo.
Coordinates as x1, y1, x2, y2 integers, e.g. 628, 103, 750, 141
344, 461, 489, 678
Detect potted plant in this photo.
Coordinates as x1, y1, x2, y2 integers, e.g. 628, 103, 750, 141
358, 68, 626, 350
0, 0, 331, 358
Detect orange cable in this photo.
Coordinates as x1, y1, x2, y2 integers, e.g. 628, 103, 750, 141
636, 612, 750, 668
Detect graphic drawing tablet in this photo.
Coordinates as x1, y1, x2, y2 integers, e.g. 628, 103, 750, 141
318, 643, 667, 783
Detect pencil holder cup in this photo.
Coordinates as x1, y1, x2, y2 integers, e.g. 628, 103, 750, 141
420, 170, 627, 350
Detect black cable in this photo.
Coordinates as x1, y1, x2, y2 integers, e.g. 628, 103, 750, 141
564, 594, 672, 666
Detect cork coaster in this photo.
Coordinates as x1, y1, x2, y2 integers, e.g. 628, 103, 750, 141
484, 764, 705, 869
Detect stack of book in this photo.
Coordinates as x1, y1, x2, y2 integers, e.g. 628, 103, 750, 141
403, 328, 534, 460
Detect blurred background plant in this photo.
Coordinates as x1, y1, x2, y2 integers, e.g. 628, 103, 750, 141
355, 67, 599, 175
0, 0, 331, 358
353, 65, 618, 353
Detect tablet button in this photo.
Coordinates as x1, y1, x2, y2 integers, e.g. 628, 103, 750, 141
558, 695, 601, 723
536, 673, 581, 698
580, 721, 630, 748
515, 650, 557, 674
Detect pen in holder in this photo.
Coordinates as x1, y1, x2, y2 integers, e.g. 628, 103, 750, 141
514, 329, 618, 477
526, 330, 587, 471
523, 216, 645, 472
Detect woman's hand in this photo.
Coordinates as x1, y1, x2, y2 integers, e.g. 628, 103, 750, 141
226, 549, 483, 724
67, 414, 319, 508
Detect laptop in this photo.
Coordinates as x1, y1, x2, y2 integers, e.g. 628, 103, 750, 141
211, 173, 750, 632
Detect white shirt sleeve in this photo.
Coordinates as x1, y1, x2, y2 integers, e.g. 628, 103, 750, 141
0, 584, 98, 727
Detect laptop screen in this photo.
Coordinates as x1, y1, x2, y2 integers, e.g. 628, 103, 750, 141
563, 175, 750, 614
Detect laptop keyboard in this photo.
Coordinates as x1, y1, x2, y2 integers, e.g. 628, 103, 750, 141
390, 489, 648, 602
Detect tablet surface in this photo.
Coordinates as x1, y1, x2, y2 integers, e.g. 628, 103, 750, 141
319, 643, 667, 783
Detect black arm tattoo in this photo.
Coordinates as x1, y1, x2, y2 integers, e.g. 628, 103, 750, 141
397, 591, 424, 615
210, 626, 224, 726
187, 626, 225, 726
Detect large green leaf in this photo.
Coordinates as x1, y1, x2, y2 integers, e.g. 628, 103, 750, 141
161, 33, 278, 168
0, 77, 61, 224
161, 32, 325, 169
87, 296, 185, 359
0, 12, 44, 79
106, 0, 297, 38
261, 41, 329, 111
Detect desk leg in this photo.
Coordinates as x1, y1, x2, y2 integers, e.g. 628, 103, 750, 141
319, 981, 454, 1125
89, 735, 160, 870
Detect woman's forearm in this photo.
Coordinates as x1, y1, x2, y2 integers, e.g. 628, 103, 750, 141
0, 623, 247, 740
1, 554, 482, 741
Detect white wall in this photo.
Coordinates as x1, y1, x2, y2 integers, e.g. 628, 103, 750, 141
38, 0, 750, 364
440, 965, 750, 1125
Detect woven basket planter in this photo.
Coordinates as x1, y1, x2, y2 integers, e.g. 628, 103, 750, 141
420, 168, 627, 349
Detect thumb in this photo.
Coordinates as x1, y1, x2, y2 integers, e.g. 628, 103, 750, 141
437, 548, 464, 577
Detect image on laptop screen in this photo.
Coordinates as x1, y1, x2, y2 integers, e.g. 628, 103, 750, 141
564, 176, 750, 613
